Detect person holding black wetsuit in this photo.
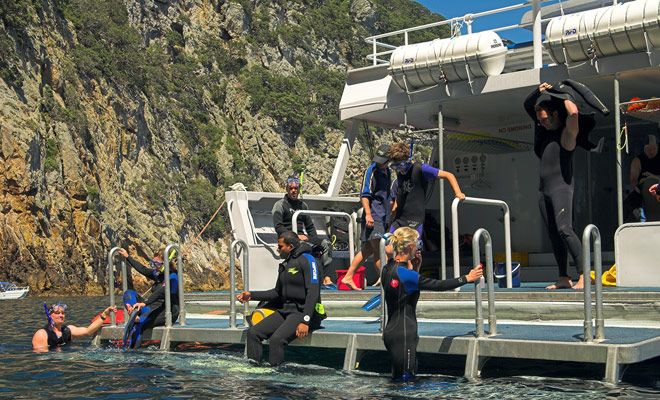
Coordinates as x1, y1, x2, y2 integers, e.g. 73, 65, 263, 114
237, 231, 326, 366
117, 247, 179, 347
387, 143, 465, 237
524, 82, 585, 290
381, 226, 482, 380
32, 303, 116, 352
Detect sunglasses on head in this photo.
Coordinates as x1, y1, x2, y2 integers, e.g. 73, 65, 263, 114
286, 177, 301, 186
49, 303, 67, 314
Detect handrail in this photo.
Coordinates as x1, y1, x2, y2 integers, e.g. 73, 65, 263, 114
107, 247, 122, 327
582, 224, 604, 342
472, 228, 497, 337
292, 210, 356, 265
163, 244, 184, 327
363, 0, 553, 65
230, 239, 249, 329
452, 197, 512, 287
379, 237, 387, 332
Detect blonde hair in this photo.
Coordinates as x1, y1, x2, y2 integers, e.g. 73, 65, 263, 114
390, 226, 419, 254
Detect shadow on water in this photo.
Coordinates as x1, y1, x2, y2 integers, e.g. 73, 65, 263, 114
1, 296, 660, 399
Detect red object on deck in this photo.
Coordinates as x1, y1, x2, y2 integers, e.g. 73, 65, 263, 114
336, 266, 366, 290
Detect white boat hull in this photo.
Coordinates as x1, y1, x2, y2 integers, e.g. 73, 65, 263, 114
0, 287, 29, 299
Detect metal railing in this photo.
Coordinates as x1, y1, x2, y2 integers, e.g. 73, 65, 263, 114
229, 239, 250, 329
582, 224, 605, 342
292, 210, 356, 265
452, 197, 512, 287
106, 244, 185, 328
472, 228, 497, 337
363, 0, 552, 67
379, 237, 387, 332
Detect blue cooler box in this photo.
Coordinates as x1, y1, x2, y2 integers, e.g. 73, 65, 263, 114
495, 262, 521, 288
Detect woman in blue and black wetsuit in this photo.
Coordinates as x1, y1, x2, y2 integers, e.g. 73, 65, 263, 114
117, 247, 179, 348
381, 227, 482, 380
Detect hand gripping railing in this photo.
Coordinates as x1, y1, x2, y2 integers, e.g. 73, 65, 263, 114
379, 237, 388, 332
472, 228, 497, 337
229, 239, 250, 329
164, 244, 185, 327
452, 197, 512, 288
292, 210, 355, 264
107, 247, 128, 327
582, 224, 604, 342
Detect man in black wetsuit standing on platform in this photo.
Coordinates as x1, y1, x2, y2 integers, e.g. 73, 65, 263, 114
237, 231, 325, 366
524, 82, 585, 290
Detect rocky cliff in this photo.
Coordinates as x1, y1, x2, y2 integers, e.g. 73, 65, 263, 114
0, 0, 446, 294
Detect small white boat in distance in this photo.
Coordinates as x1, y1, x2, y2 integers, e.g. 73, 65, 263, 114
0, 282, 29, 299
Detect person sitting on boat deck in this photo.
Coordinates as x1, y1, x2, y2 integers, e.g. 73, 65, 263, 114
387, 142, 465, 237
649, 183, 660, 203
524, 82, 585, 290
117, 247, 179, 348
630, 135, 660, 221
236, 231, 326, 366
382, 226, 482, 380
341, 144, 392, 290
272, 175, 335, 288
32, 303, 117, 352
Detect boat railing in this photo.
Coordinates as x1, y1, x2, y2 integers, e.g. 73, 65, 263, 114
364, 0, 553, 67
292, 210, 356, 265
582, 224, 605, 342
472, 228, 498, 337
107, 247, 128, 327
106, 244, 185, 328
451, 197, 513, 288
379, 237, 387, 332
229, 239, 250, 329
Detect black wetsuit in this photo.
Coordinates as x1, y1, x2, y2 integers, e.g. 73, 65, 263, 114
44, 323, 71, 350
636, 153, 660, 184
391, 163, 436, 232
381, 260, 468, 380
246, 242, 323, 365
524, 89, 584, 278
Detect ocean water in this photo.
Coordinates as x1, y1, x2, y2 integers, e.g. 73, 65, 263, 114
2, 296, 660, 399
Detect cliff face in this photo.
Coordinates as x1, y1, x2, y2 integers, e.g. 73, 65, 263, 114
0, 0, 445, 294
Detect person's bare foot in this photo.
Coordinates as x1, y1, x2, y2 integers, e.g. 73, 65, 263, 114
340, 276, 362, 290
323, 277, 333, 286
545, 276, 573, 290
371, 278, 381, 287
572, 274, 585, 290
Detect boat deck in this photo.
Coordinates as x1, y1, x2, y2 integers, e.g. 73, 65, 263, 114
96, 285, 660, 384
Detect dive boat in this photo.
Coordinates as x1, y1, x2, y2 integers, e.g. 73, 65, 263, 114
0, 282, 29, 299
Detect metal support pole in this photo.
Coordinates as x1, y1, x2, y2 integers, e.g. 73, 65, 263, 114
292, 210, 356, 265
472, 228, 497, 337
163, 244, 180, 328
532, 0, 543, 69
582, 225, 604, 342
615, 73, 624, 227
438, 107, 446, 280
230, 239, 249, 329
327, 120, 360, 197
107, 247, 121, 327
379, 237, 387, 332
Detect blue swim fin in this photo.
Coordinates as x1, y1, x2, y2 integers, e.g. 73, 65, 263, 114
122, 308, 140, 350
362, 293, 381, 311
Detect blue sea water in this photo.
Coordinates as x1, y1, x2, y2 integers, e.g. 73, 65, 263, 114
2, 296, 660, 399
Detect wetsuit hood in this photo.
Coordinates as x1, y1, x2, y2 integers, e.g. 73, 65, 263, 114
288, 241, 313, 260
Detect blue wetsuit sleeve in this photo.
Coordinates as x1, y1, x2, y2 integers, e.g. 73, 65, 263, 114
421, 164, 440, 182
397, 267, 420, 294
418, 275, 467, 291
170, 274, 178, 294
301, 254, 321, 325
360, 164, 376, 199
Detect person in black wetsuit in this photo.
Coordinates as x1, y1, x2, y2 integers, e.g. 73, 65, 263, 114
32, 303, 117, 352
237, 231, 326, 366
387, 142, 465, 237
524, 82, 585, 290
272, 176, 334, 287
381, 226, 482, 380
117, 247, 179, 348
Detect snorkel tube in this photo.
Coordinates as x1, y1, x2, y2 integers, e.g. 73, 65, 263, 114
44, 302, 55, 328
